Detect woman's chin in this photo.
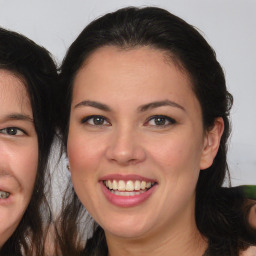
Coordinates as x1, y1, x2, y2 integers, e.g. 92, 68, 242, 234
105, 228, 149, 240
102, 219, 152, 240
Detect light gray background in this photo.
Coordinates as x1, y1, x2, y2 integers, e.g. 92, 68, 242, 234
0, 0, 255, 186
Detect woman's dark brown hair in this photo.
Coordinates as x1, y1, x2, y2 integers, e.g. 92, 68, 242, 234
57, 7, 256, 256
0, 28, 58, 256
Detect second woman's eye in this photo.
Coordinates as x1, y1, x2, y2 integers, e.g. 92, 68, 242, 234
81, 115, 111, 126
0, 127, 25, 136
145, 115, 176, 127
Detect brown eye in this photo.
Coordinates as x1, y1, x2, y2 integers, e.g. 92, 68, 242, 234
146, 115, 176, 127
81, 115, 111, 126
92, 116, 105, 125
7, 127, 18, 135
0, 127, 25, 136
154, 117, 168, 126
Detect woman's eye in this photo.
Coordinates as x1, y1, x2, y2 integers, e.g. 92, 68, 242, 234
82, 116, 110, 126
0, 127, 25, 136
146, 115, 176, 127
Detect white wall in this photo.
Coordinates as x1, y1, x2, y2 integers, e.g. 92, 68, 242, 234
0, 0, 255, 186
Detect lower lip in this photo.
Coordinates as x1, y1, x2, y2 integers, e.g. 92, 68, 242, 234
100, 182, 157, 207
0, 195, 13, 206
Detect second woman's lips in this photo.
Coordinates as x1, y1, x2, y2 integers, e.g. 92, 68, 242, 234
103, 179, 155, 191
99, 174, 158, 207
100, 174, 156, 183
100, 181, 157, 207
100, 174, 157, 191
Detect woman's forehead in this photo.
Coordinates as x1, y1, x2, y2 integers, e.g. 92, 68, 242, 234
71, 46, 201, 118
0, 69, 31, 117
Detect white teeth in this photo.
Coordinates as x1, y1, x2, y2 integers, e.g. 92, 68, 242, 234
107, 180, 113, 189
113, 180, 118, 190
118, 180, 126, 191
104, 179, 155, 192
110, 190, 146, 196
134, 180, 141, 190
126, 180, 134, 191
141, 181, 146, 190
146, 182, 152, 188
0, 191, 10, 199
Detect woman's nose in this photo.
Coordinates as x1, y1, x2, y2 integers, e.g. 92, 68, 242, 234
105, 128, 146, 166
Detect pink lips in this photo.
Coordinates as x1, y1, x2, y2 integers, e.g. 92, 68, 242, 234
0, 180, 18, 206
0, 189, 13, 205
100, 174, 157, 208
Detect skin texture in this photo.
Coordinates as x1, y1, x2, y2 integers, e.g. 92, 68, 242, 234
67, 46, 224, 256
0, 70, 38, 247
248, 202, 256, 229
242, 246, 256, 256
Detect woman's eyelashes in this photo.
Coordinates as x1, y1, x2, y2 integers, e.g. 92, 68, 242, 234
81, 114, 176, 128
81, 115, 111, 126
0, 127, 27, 136
144, 115, 176, 128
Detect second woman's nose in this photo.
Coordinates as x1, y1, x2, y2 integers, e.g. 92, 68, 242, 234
105, 126, 146, 166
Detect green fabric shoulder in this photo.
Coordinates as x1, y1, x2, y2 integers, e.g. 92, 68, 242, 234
240, 185, 256, 200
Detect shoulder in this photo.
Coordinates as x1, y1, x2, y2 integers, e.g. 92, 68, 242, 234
240, 246, 256, 256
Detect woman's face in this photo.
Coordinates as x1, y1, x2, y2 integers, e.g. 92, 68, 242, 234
68, 46, 219, 239
0, 70, 38, 246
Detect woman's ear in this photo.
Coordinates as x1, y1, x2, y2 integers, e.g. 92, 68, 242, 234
200, 117, 224, 170
65, 157, 71, 173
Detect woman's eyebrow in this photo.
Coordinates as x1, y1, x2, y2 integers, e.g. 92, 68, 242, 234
74, 100, 111, 111
74, 100, 185, 112
138, 100, 185, 112
0, 113, 33, 123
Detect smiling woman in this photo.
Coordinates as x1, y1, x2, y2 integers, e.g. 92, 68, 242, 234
56, 7, 256, 256
0, 28, 57, 255
0, 69, 38, 247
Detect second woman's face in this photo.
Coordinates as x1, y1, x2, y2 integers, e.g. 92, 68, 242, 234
68, 46, 212, 239
0, 70, 38, 246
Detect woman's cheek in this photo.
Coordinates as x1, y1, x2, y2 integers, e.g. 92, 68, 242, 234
19, 141, 38, 200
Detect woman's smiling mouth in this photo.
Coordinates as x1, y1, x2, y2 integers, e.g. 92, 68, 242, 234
103, 180, 156, 196
100, 175, 157, 207
0, 188, 13, 205
0, 191, 10, 199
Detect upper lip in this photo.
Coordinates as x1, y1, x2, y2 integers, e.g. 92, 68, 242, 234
0, 185, 11, 193
0, 180, 19, 195
0, 172, 21, 194
100, 174, 157, 183
0, 185, 11, 195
